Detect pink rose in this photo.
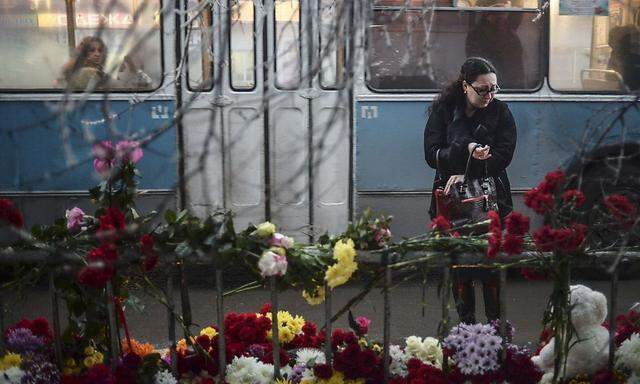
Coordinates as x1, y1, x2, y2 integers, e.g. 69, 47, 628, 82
65, 207, 86, 232
355, 316, 371, 336
92, 141, 115, 176
268, 233, 295, 249
116, 140, 143, 164
258, 251, 288, 277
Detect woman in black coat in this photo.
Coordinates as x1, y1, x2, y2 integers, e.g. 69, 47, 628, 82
424, 57, 517, 323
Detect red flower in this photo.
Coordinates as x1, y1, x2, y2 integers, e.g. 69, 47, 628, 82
503, 233, 524, 255
604, 194, 637, 226
541, 170, 565, 193
29, 317, 53, 342
524, 188, 554, 215
505, 212, 530, 236
487, 231, 501, 259
593, 369, 615, 384
0, 198, 23, 228
77, 245, 118, 288
561, 189, 585, 207
98, 207, 126, 241
430, 215, 451, 233
488, 210, 501, 233
259, 302, 271, 315
520, 267, 546, 281
314, 363, 333, 379
532, 224, 585, 253
83, 364, 116, 384
140, 234, 158, 271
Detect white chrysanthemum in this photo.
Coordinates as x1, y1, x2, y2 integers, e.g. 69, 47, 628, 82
226, 356, 273, 384
295, 348, 326, 366
405, 336, 443, 368
389, 344, 409, 377
0, 367, 26, 384
616, 333, 640, 375
154, 370, 177, 384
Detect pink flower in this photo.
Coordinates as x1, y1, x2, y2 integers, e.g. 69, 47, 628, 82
258, 251, 288, 277
92, 141, 115, 176
375, 228, 392, 246
268, 233, 295, 249
355, 316, 371, 336
116, 141, 143, 164
65, 207, 85, 232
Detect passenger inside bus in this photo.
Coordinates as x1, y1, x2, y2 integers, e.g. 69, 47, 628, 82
465, 0, 525, 89
608, 25, 640, 91
59, 36, 153, 91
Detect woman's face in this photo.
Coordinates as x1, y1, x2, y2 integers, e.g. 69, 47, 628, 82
463, 73, 498, 109
85, 42, 105, 66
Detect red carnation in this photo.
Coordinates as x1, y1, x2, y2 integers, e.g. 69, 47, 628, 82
487, 232, 501, 259
314, 363, 333, 379
561, 189, 585, 207
430, 215, 451, 233
521, 267, 546, 281
604, 194, 637, 227
503, 233, 524, 255
0, 198, 23, 228
505, 212, 530, 236
488, 210, 501, 233
259, 302, 272, 315
140, 234, 158, 271
533, 224, 585, 253
541, 170, 565, 193
524, 188, 554, 215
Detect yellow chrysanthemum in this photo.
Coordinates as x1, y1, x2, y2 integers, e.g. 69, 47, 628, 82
325, 260, 358, 289
300, 379, 317, 384
63, 366, 82, 376
372, 343, 382, 353
319, 371, 363, 384
200, 326, 218, 339
302, 286, 326, 305
121, 338, 155, 357
275, 378, 293, 384
83, 346, 95, 356
64, 358, 77, 368
265, 310, 305, 344
83, 356, 98, 368
333, 239, 356, 264
358, 337, 368, 348
0, 353, 22, 370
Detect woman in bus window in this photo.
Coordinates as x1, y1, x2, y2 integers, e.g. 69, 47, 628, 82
60, 36, 109, 91
424, 57, 517, 323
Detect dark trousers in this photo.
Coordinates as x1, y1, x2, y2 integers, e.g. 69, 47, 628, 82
451, 267, 500, 324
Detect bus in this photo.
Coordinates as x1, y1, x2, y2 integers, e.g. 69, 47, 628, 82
1, 0, 639, 240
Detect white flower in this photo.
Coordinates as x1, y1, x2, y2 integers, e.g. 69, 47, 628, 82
405, 336, 443, 368
616, 333, 640, 375
389, 344, 409, 377
154, 370, 177, 384
226, 356, 273, 384
269, 233, 295, 249
258, 251, 288, 277
295, 348, 326, 366
0, 367, 26, 384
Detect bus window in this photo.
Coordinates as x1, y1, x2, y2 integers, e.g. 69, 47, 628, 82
549, 0, 640, 92
457, 0, 538, 8
319, 0, 346, 89
275, 0, 301, 89
367, 5, 543, 91
187, 0, 213, 91
0, 0, 69, 89
230, 0, 255, 90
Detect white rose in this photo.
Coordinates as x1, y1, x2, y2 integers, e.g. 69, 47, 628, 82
258, 251, 288, 277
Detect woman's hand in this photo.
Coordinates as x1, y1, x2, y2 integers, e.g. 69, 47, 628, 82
444, 174, 465, 194
468, 142, 492, 160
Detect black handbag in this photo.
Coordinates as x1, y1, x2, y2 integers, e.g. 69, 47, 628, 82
434, 145, 499, 231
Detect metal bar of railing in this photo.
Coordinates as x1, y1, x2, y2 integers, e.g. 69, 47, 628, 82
382, 251, 392, 383
106, 282, 120, 369
499, 268, 508, 380
270, 276, 281, 379
215, 268, 226, 378
166, 267, 177, 376
49, 271, 63, 368
0, 291, 5, 354
608, 264, 619, 370
178, 261, 192, 336
324, 282, 332, 363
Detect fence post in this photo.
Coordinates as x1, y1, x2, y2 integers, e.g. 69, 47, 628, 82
48, 270, 63, 367
215, 268, 226, 379
382, 251, 392, 384
106, 281, 120, 370
178, 260, 192, 337
499, 267, 508, 381
166, 265, 177, 376
608, 264, 619, 370
439, 265, 451, 341
324, 282, 332, 363
0, 291, 5, 354
270, 275, 281, 379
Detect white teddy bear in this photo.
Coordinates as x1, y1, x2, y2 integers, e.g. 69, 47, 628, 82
532, 284, 610, 383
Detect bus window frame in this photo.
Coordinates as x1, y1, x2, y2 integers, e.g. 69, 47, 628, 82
273, 0, 303, 91
364, 4, 545, 93
229, 0, 257, 92
318, 0, 348, 90
186, 0, 214, 92
0, 0, 165, 94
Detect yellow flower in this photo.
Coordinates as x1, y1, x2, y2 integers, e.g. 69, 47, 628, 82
0, 353, 22, 370
83, 356, 97, 368
358, 337, 368, 347
300, 379, 317, 384
93, 352, 104, 364
372, 344, 382, 353
265, 310, 305, 344
255, 221, 276, 237
302, 286, 326, 305
271, 246, 286, 256
200, 327, 218, 339
84, 346, 95, 356
121, 338, 156, 357
275, 378, 293, 384
325, 260, 358, 289
319, 371, 345, 384
333, 239, 356, 264
64, 358, 77, 368
63, 367, 81, 375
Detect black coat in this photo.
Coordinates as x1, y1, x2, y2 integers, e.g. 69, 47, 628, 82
424, 99, 517, 220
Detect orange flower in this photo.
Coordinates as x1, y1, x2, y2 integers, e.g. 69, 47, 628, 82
120, 338, 155, 357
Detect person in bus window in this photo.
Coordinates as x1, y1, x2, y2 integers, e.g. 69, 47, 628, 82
465, 0, 525, 89
608, 25, 640, 91
424, 57, 517, 323
60, 36, 110, 91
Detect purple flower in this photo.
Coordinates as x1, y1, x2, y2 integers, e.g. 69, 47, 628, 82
247, 344, 267, 359
6, 328, 45, 354
22, 355, 60, 384
115, 140, 143, 164
444, 322, 503, 376
65, 207, 85, 232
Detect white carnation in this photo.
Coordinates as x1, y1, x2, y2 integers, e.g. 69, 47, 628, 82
154, 370, 177, 384
389, 344, 409, 377
0, 367, 26, 384
616, 333, 640, 375
295, 348, 326, 366
405, 336, 443, 368
226, 356, 274, 384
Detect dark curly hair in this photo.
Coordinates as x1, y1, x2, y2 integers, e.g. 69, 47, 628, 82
431, 57, 496, 112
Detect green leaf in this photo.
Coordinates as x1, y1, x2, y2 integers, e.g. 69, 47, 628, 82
164, 210, 177, 224
175, 241, 193, 258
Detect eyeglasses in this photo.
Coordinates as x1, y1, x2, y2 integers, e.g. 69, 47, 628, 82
468, 83, 500, 96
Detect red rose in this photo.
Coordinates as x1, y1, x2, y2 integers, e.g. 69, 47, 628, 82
0, 199, 23, 228
561, 189, 585, 207
503, 233, 524, 255
98, 207, 127, 241
430, 215, 451, 233
505, 212, 530, 236
314, 363, 333, 379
